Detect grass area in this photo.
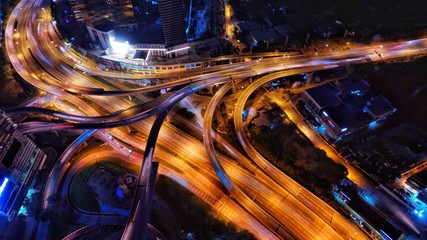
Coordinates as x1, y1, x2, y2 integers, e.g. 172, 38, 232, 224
69, 158, 138, 212
69, 167, 100, 212
249, 123, 347, 206
151, 175, 256, 240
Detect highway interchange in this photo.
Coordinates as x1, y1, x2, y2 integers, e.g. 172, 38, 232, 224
4, 0, 427, 239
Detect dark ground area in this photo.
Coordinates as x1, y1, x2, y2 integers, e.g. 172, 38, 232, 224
358, 56, 427, 132
229, 0, 427, 44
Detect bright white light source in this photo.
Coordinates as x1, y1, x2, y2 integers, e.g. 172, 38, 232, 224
0, 178, 9, 197
110, 38, 129, 54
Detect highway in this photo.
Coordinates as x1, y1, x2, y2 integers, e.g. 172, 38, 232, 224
203, 70, 367, 239
6, 0, 427, 98
5, 0, 427, 239
232, 68, 366, 239
121, 109, 165, 240
41, 129, 97, 210
9, 66, 358, 239
55, 136, 277, 239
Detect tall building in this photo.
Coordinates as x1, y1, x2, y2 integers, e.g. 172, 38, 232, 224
156, 0, 187, 47
0, 112, 46, 220
132, 0, 187, 47
69, 0, 189, 58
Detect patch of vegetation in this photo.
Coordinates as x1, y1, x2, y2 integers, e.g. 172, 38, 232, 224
216, 117, 248, 156
151, 175, 256, 240
69, 158, 138, 212
69, 167, 101, 212
250, 123, 347, 206
0, 0, 32, 107
174, 106, 195, 121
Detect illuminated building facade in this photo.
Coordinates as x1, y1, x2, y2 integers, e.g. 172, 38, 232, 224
0, 112, 46, 220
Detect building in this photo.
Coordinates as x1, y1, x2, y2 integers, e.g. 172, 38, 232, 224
336, 181, 403, 240
0, 112, 46, 220
132, 0, 187, 47
132, 0, 161, 23
86, 21, 116, 51
363, 95, 396, 119
235, 21, 261, 33
68, 0, 135, 26
69, 0, 189, 58
301, 76, 396, 141
249, 29, 279, 46
406, 170, 427, 205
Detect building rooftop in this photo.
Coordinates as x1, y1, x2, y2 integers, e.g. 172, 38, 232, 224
326, 104, 371, 130
365, 95, 395, 116
115, 23, 165, 45
236, 21, 262, 33
305, 83, 342, 109
93, 21, 115, 32
342, 94, 367, 114
303, 76, 395, 140
250, 29, 278, 44
336, 76, 370, 95
273, 25, 292, 37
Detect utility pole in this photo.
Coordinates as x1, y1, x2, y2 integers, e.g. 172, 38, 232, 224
305, 33, 310, 44
343, 29, 348, 39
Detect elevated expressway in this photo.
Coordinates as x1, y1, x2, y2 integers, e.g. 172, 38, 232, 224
8, 66, 366, 239
5, 0, 427, 239
7, 0, 427, 97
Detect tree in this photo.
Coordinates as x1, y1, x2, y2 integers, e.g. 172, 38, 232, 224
238, 229, 257, 240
